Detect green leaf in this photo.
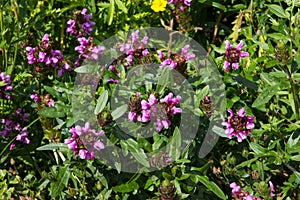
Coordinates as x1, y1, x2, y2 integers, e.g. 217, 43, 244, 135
121, 139, 150, 167
38, 107, 65, 118
198, 176, 226, 200
44, 86, 60, 98
156, 67, 172, 93
252, 84, 279, 111
36, 143, 68, 151
212, 125, 227, 138
287, 131, 300, 149
235, 157, 259, 169
267, 4, 290, 18
233, 75, 258, 90
249, 142, 266, 155
74, 64, 99, 74
212, 2, 226, 11
50, 167, 70, 198
108, 0, 115, 25
115, 0, 127, 13
290, 155, 300, 161
94, 90, 109, 115
167, 127, 181, 160
111, 104, 128, 120
268, 33, 290, 42
191, 161, 212, 175
112, 181, 139, 193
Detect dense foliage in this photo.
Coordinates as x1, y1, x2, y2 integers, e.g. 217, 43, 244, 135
0, 0, 300, 199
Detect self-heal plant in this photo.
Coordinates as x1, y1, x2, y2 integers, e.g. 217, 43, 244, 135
65, 122, 105, 160
223, 40, 249, 72
222, 107, 254, 142
128, 92, 182, 132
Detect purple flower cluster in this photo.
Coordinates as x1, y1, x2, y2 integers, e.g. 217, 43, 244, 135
222, 108, 255, 142
118, 30, 149, 67
159, 45, 195, 70
223, 40, 249, 72
168, 0, 192, 9
30, 93, 54, 107
230, 182, 274, 200
128, 92, 182, 132
0, 72, 13, 99
0, 108, 30, 150
66, 8, 95, 37
75, 37, 105, 61
64, 122, 105, 160
25, 34, 71, 76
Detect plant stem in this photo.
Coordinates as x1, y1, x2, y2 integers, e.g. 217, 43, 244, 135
285, 66, 300, 120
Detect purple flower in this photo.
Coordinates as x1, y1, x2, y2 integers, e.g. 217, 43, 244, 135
223, 40, 249, 72
30, 94, 39, 102
66, 19, 77, 35
48, 99, 55, 107
0, 109, 30, 149
66, 9, 95, 37
157, 50, 164, 60
160, 59, 177, 69
142, 49, 149, 56
0, 72, 13, 99
65, 122, 105, 160
222, 108, 255, 142
230, 182, 241, 195
131, 30, 139, 43
269, 181, 275, 197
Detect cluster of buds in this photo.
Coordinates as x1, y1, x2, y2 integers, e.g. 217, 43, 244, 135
0, 108, 30, 150
274, 45, 289, 62
31, 93, 55, 108
25, 34, 71, 77
128, 92, 182, 132
200, 96, 214, 117
75, 36, 105, 65
97, 109, 113, 127
0, 72, 13, 100
158, 180, 179, 200
115, 30, 152, 69
149, 151, 173, 169
31, 93, 58, 142
168, 0, 193, 33
222, 108, 255, 142
64, 122, 105, 160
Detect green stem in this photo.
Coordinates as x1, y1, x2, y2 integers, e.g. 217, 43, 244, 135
285, 66, 300, 120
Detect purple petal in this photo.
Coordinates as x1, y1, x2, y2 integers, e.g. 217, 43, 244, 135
94, 140, 105, 150
240, 51, 249, 57
231, 62, 239, 70
237, 107, 245, 117
225, 40, 231, 50
223, 61, 230, 71
235, 41, 244, 51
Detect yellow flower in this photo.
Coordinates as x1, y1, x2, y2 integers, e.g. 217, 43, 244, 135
151, 0, 167, 12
